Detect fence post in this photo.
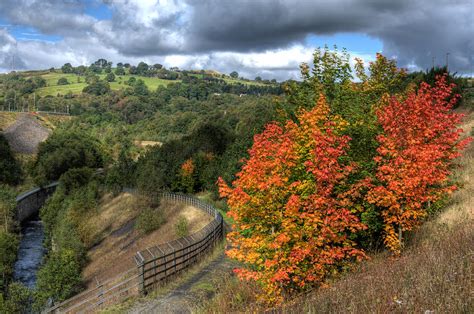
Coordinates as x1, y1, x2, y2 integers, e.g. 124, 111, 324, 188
147, 248, 156, 283
163, 253, 167, 278
137, 252, 146, 296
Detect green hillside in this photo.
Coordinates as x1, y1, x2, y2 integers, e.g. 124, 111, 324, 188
30, 72, 179, 96
21, 69, 269, 97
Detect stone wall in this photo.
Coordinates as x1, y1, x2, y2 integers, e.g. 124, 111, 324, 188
15, 182, 58, 223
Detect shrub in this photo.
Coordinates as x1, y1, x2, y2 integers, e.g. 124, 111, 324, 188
59, 167, 95, 194
0, 185, 17, 232
33, 131, 104, 185
0, 134, 22, 185
175, 216, 188, 238
135, 208, 165, 235
0, 232, 19, 291
34, 249, 82, 309
82, 80, 110, 96
105, 72, 115, 82
1, 282, 31, 313
57, 77, 69, 85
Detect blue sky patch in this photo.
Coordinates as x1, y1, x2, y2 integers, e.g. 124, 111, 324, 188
305, 33, 383, 55
84, 0, 113, 20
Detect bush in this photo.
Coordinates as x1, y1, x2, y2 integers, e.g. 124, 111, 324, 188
0, 185, 17, 232
0, 134, 22, 185
57, 77, 69, 85
0, 282, 31, 313
105, 72, 115, 82
0, 232, 19, 291
82, 80, 110, 96
135, 208, 165, 235
59, 167, 95, 194
34, 249, 82, 309
175, 216, 188, 238
33, 131, 104, 185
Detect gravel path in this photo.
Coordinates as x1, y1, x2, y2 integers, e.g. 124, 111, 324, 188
3, 113, 51, 154
127, 250, 236, 314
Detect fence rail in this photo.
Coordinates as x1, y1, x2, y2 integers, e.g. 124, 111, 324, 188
136, 192, 224, 293
45, 192, 223, 313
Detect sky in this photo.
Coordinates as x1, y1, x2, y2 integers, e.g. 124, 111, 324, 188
0, 0, 472, 81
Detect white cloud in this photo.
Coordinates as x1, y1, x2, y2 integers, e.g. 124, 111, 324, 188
1, 0, 472, 78
0, 22, 380, 82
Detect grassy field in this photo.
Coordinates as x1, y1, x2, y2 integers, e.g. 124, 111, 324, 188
188, 72, 269, 86
27, 70, 271, 96
34, 72, 178, 96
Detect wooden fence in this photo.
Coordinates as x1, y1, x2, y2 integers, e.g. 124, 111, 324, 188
45, 268, 141, 314
45, 192, 223, 313
135, 192, 224, 293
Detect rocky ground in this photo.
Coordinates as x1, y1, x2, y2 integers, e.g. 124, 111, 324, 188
3, 113, 51, 154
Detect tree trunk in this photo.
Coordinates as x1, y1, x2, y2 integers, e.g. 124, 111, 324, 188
398, 225, 403, 249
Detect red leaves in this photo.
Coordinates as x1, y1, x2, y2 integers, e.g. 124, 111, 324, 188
218, 74, 470, 302
367, 75, 471, 254
219, 94, 366, 303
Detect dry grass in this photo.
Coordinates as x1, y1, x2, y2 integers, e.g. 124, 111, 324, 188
35, 113, 72, 129
198, 110, 474, 313
0, 112, 20, 130
133, 140, 163, 148
81, 193, 213, 288
197, 272, 261, 313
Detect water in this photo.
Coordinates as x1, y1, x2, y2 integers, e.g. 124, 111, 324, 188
13, 216, 45, 288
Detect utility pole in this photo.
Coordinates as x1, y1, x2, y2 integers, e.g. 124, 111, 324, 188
432, 56, 436, 69
10, 42, 18, 73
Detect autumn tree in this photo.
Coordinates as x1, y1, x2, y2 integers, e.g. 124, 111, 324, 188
367, 75, 471, 253
219, 95, 366, 303
281, 49, 409, 249
179, 158, 195, 193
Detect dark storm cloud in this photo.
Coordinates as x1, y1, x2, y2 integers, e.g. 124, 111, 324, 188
0, 0, 472, 76
0, 0, 96, 36
369, 0, 474, 73
186, 0, 410, 52
185, 0, 472, 73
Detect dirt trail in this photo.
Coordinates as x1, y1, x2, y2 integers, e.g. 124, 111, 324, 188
127, 251, 236, 314
3, 113, 51, 153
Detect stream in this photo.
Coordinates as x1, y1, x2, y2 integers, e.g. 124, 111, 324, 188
13, 214, 45, 288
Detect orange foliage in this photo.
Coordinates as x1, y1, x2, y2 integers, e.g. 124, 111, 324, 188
219, 95, 366, 303
367, 75, 471, 254
181, 158, 195, 177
